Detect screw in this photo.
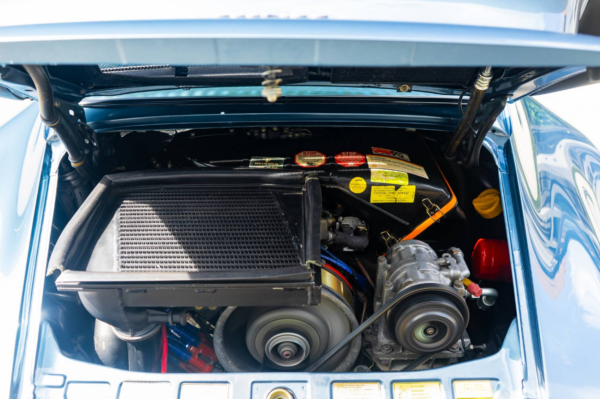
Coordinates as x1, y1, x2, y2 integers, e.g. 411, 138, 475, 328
381, 344, 392, 354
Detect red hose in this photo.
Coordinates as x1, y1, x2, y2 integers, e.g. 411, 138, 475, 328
161, 324, 168, 373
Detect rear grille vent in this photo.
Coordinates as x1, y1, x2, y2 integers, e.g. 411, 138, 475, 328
116, 189, 302, 272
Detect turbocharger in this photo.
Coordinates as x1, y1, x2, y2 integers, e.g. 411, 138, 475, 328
367, 240, 471, 368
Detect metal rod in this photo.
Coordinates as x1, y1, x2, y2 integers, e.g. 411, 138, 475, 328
354, 257, 375, 288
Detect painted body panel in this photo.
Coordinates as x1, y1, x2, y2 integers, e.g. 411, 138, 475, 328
32, 319, 524, 399
1, 19, 600, 69
0, 102, 46, 399
1, 3, 600, 395
0, 0, 583, 34
4, 87, 600, 399
498, 98, 600, 398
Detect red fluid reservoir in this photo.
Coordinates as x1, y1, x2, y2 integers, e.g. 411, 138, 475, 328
471, 239, 512, 282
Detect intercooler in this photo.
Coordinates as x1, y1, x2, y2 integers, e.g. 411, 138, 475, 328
115, 189, 304, 273
52, 170, 322, 310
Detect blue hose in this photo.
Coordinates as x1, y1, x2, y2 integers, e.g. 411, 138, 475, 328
321, 247, 369, 291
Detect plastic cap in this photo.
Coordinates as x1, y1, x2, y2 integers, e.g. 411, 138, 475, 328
473, 189, 502, 219
466, 281, 483, 297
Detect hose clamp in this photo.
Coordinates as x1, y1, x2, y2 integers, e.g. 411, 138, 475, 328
70, 158, 85, 168
41, 113, 61, 127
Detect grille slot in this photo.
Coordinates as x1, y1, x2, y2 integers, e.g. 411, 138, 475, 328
116, 189, 302, 272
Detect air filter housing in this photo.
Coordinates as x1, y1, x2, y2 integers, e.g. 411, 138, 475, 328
52, 170, 322, 308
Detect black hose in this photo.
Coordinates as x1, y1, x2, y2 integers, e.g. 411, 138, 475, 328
23, 65, 97, 181
22, 66, 59, 124
305, 289, 409, 372
463, 97, 507, 168
445, 88, 486, 161
445, 67, 492, 161
333, 232, 369, 251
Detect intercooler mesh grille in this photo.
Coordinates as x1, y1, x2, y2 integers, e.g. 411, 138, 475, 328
116, 189, 302, 272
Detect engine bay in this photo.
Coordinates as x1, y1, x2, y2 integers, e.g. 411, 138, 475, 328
44, 127, 515, 374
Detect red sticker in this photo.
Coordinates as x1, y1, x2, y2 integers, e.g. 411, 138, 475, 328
335, 151, 366, 167
295, 151, 326, 168
372, 147, 410, 161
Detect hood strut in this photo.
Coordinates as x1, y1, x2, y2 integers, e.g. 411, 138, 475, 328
23, 65, 97, 181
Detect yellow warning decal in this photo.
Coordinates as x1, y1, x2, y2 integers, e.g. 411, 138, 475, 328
366, 155, 428, 179
453, 380, 493, 399
393, 381, 442, 399
332, 382, 383, 399
371, 186, 416, 203
396, 185, 416, 203
349, 177, 367, 194
371, 169, 409, 185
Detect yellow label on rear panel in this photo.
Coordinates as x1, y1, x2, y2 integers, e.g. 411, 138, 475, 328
332, 382, 383, 399
453, 380, 493, 399
371, 185, 416, 203
393, 381, 442, 399
396, 185, 416, 203
371, 169, 409, 185
371, 186, 397, 203
366, 155, 429, 179
349, 177, 367, 194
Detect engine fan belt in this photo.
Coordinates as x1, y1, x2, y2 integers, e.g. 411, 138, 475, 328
305, 283, 467, 372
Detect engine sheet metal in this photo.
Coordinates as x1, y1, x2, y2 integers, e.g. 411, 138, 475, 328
176, 128, 456, 240
33, 320, 522, 399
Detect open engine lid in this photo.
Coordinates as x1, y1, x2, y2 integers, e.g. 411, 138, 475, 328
1, 5, 600, 102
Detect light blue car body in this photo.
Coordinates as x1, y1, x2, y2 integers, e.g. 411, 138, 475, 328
2, 1, 600, 398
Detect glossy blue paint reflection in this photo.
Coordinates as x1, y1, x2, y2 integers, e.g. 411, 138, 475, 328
510, 97, 600, 398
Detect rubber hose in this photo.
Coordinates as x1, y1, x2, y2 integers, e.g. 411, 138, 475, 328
23, 65, 98, 181
22, 65, 84, 164
333, 233, 369, 251
445, 88, 486, 160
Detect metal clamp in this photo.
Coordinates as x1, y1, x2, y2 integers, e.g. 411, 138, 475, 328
380, 230, 399, 248
261, 68, 283, 103
422, 198, 445, 223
